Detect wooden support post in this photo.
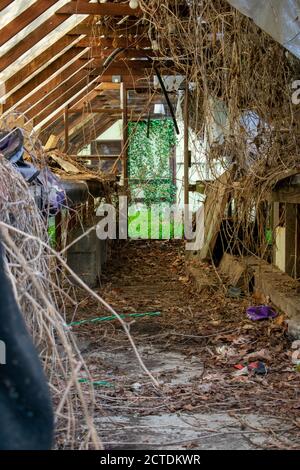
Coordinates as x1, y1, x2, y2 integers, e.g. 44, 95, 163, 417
285, 203, 297, 278
122, 83, 128, 186
272, 201, 280, 265
64, 105, 69, 154
184, 85, 189, 207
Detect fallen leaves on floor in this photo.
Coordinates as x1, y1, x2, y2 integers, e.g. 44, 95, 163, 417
67, 240, 300, 449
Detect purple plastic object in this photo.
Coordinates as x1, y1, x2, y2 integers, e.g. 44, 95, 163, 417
246, 305, 277, 321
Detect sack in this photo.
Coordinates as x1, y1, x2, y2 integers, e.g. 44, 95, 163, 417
0, 127, 39, 183
0, 127, 66, 214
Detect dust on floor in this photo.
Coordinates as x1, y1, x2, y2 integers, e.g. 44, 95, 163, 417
69, 241, 300, 450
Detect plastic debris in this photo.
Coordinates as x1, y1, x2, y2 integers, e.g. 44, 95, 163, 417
216, 345, 236, 357
233, 361, 267, 376
246, 305, 277, 321
291, 350, 300, 365
132, 382, 142, 391
233, 365, 248, 377
248, 361, 267, 375
78, 378, 113, 388
227, 286, 243, 299
291, 340, 300, 350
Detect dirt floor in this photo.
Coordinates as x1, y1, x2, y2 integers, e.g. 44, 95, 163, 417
68, 241, 300, 450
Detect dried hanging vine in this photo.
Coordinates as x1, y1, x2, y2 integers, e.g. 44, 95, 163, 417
139, 0, 300, 259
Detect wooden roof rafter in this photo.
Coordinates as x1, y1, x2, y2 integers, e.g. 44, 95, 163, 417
0, 0, 144, 75
69, 115, 119, 154
0, 1, 172, 151
0, 0, 14, 12
0, 0, 62, 48
2, 47, 92, 112
57, 1, 142, 17
33, 54, 154, 131
2, 29, 150, 103
1, 18, 90, 98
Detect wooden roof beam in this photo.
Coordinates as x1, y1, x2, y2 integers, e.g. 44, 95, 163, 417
33, 72, 116, 129
2, 26, 88, 96
66, 80, 113, 113
29, 70, 98, 124
37, 74, 108, 131
68, 107, 122, 114
67, 112, 116, 141
0, 1, 14, 12
0, 0, 91, 72
36, 57, 154, 132
0, 0, 61, 47
70, 117, 118, 154
9, 58, 95, 116
3, 48, 90, 112
57, 1, 141, 17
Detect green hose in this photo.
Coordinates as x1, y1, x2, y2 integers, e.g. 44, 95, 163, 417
68, 311, 161, 328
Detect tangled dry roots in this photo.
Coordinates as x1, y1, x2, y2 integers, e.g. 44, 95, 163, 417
0, 155, 101, 449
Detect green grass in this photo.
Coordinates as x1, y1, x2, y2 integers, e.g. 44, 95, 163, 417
128, 208, 184, 240
48, 217, 56, 248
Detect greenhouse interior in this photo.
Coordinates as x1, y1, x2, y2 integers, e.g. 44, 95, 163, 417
0, 0, 300, 455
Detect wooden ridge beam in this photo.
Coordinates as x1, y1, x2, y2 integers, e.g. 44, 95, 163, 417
86, 62, 154, 72
57, 1, 141, 17
87, 60, 171, 71
89, 72, 148, 81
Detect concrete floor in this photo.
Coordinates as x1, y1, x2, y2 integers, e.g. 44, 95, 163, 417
76, 242, 299, 450
81, 345, 294, 450
97, 412, 284, 450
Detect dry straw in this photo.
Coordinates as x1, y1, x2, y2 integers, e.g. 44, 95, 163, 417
0, 115, 159, 448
